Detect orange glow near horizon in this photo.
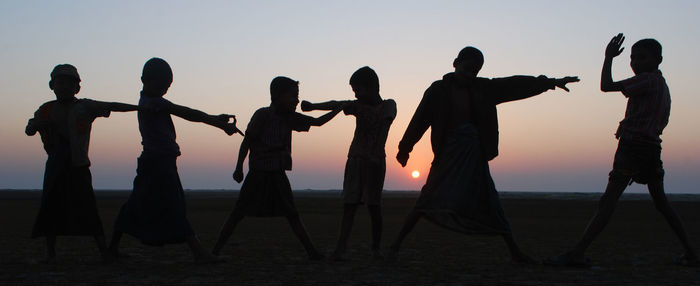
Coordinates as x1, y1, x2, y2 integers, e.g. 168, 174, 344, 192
411, 170, 420, 179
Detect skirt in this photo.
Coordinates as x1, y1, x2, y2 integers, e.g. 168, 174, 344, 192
234, 170, 298, 217
415, 124, 511, 235
32, 155, 104, 238
113, 153, 194, 246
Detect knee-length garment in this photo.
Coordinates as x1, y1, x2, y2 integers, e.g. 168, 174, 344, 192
113, 95, 193, 246
414, 124, 510, 234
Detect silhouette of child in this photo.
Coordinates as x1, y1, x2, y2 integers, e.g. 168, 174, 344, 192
547, 34, 698, 267
300, 66, 396, 260
388, 47, 579, 263
108, 58, 241, 263
26, 64, 140, 263
212, 76, 343, 260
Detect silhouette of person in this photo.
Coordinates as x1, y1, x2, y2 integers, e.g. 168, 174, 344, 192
26, 64, 140, 263
387, 46, 579, 263
547, 34, 698, 267
108, 58, 241, 263
300, 66, 396, 260
211, 76, 343, 260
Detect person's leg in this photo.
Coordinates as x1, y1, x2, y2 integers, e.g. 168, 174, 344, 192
331, 203, 359, 260
107, 230, 122, 255
502, 233, 535, 263
93, 234, 111, 261
287, 214, 324, 260
558, 174, 628, 263
386, 210, 422, 260
647, 180, 698, 262
187, 234, 224, 263
212, 208, 246, 255
367, 204, 383, 258
45, 235, 56, 263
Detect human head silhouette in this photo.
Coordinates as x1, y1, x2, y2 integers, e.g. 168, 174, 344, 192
453, 46, 484, 79
141, 57, 173, 97
49, 64, 81, 102
630, 39, 662, 75
270, 76, 299, 114
349, 66, 380, 104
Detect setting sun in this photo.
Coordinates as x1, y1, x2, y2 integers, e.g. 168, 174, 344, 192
411, 170, 420, 179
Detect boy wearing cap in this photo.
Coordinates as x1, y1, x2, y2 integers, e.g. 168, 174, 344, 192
26, 64, 139, 262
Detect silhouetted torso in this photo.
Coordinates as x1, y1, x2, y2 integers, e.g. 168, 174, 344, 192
245, 106, 313, 171
345, 99, 396, 160
138, 95, 180, 156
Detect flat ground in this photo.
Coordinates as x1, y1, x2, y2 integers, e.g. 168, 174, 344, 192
1, 191, 698, 285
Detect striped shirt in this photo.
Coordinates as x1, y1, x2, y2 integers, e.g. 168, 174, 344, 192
616, 70, 671, 145
344, 99, 397, 161
245, 107, 313, 171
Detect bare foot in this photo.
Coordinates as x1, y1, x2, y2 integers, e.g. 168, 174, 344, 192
511, 251, 538, 265
308, 251, 325, 261
194, 253, 227, 264
675, 253, 699, 267
372, 249, 384, 260
544, 252, 591, 268
42, 256, 56, 264
385, 247, 399, 262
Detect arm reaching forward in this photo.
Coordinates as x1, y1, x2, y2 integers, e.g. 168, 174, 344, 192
167, 103, 243, 136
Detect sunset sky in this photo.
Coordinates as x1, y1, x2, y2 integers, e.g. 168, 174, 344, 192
1, 1, 698, 193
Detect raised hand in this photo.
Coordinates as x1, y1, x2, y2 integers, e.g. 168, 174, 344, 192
300, 100, 313, 112
396, 151, 409, 167
554, 76, 580, 92
606, 33, 625, 59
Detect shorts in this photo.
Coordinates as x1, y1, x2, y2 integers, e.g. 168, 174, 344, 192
342, 157, 386, 205
609, 138, 664, 185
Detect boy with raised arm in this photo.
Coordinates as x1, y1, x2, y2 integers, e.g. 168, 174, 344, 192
26, 64, 140, 262
301, 66, 396, 260
109, 58, 241, 263
212, 76, 343, 260
388, 46, 579, 263
548, 34, 698, 267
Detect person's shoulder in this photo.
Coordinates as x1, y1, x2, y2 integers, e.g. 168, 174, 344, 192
36, 100, 57, 114
253, 106, 271, 116
38, 100, 57, 109
383, 99, 397, 109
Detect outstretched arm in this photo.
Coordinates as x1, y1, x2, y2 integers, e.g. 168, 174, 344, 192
489, 75, 579, 104
106, 102, 139, 112
301, 100, 348, 111
309, 106, 344, 126
601, 33, 625, 92
233, 137, 249, 183
168, 103, 243, 136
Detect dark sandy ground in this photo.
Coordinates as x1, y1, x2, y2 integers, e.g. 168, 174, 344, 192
1, 190, 698, 285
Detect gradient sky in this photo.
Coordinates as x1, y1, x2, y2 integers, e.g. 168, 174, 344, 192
1, 1, 699, 193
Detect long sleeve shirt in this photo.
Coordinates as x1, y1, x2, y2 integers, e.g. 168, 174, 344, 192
398, 72, 557, 161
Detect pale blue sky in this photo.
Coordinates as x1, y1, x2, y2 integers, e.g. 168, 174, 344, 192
1, 1, 699, 192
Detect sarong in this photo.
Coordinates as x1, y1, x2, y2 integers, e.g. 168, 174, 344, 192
415, 124, 511, 235
32, 153, 104, 238
113, 153, 194, 246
